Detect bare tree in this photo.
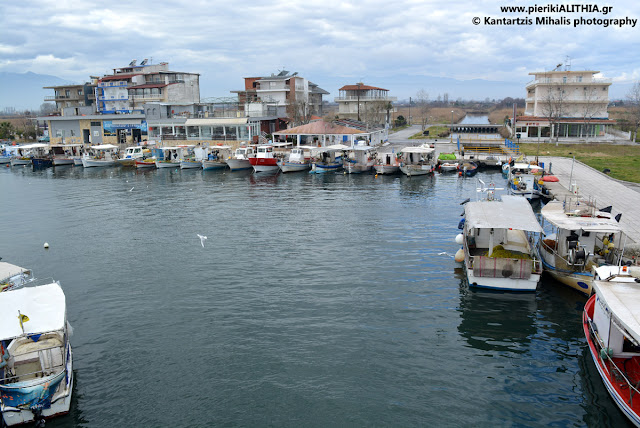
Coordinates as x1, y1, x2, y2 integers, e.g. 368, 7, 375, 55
627, 81, 640, 143
415, 89, 430, 131
360, 101, 387, 126
539, 80, 566, 141
580, 86, 603, 141
287, 99, 311, 127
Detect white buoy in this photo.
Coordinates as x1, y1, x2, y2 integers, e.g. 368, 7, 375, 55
44, 242, 50, 249
454, 248, 465, 262
455, 234, 464, 245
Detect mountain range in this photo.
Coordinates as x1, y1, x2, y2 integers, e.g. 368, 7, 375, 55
0, 72, 74, 111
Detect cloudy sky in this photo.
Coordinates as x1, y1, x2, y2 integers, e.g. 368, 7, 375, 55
2, 0, 639, 100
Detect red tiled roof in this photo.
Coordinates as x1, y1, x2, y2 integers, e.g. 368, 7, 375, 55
339, 84, 388, 91
100, 73, 141, 81
273, 121, 366, 135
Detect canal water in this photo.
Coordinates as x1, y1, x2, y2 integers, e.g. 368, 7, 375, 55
0, 166, 631, 427
459, 114, 489, 124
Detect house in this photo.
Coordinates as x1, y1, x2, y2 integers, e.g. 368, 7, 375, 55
515, 67, 615, 139
231, 70, 329, 132
334, 83, 396, 125
95, 60, 200, 114
43, 78, 98, 114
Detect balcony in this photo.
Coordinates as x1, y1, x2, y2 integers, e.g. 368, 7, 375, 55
98, 81, 129, 88
98, 95, 129, 101
334, 96, 398, 102
130, 94, 164, 101
526, 77, 612, 87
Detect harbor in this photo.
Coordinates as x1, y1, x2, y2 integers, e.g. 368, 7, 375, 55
1, 127, 637, 426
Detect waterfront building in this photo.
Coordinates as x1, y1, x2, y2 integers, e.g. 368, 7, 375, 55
96, 60, 200, 114
515, 68, 615, 139
231, 70, 329, 131
43, 78, 98, 114
334, 83, 396, 125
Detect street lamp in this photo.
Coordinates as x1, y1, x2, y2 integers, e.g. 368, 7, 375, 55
450, 110, 454, 142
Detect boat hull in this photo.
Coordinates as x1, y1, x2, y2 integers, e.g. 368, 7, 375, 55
82, 159, 115, 168
399, 165, 433, 176
53, 158, 75, 166
279, 161, 310, 173
344, 162, 373, 174
311, 162, 342, 173
135, 160, 156, 169
439, 163, 459, 172
226, 159, 252, 171
10, 158, 32, 166
116, 159, 136, 167
180, 160, 202, 169
250, 158, 279, 173
202, 160, 227, 170
73, 158, 83, 166
32, 158, 53, 169
0, 156, 11, 164
373, 164, 400, 175
155, 161, 180, 168
465, 268, 540, 292
583, 295, 640, 427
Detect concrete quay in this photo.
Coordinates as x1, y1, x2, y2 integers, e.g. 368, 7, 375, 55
539, 156, 640, 247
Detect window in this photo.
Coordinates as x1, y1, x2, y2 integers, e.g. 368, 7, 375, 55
578, 76, 583, 82
91, 122, 101, 126
78, 89, 83, 95
70, 130, 75, 137
563, 76, 567, 83
65, 90, 70, 97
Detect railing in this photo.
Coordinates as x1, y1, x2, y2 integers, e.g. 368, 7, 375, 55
334, 96, 398, 102
98, 96, 129, 101
504, 139, 521, 154
130, 94, 163, 101
526, 77, 612, 86
98, 81, 129, 88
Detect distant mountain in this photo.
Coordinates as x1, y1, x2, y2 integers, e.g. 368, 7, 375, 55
0, 72, 73, 111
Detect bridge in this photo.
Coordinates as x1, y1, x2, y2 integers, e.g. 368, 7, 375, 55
447, 124, 503, 134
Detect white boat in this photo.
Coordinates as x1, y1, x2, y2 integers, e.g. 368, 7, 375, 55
507, 162, 545, 199
0, 262, 34, 293
538, 197, 624, 295
583, 265, 640, 426
81, 144, 119, 168
226, 146, 255, 171
0, 145, 15, 164
180, 146, 206, 169
278, 147, 311, 173
9, 144, 49, 167
343, 144, 374, 174
251, 145, 284, 173
458, 195, 543, 291
0, 281, 73, 426
51, 144, 83, 166
202, 145, 231, 170
310, 145, 347, 173
373, 149, 400, 175
155, 146, 189, 169
399, 145, 436, 176
437, 153, 459, 172
116, 146, 147, 167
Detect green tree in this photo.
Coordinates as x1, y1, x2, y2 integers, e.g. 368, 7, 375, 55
0, 122, 15, 139
395, 115, 407, 127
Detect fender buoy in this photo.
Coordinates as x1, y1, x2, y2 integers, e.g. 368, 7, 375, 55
542, 175, 559, 182
454, 248, 465, 262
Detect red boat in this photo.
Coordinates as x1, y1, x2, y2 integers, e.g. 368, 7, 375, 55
250, 144, 285, 173
583, 265, 640, 427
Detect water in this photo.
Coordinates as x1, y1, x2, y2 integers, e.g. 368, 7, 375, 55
459, 114, 489, 124
0, 166, 632, 427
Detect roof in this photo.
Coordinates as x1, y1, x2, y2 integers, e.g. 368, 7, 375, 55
100, 73, 141, 81
0, 262, 30, 283
339, 84, 388, 91
541, 200, 622, 232
593, 267, 640, 344
464, 195, 543, 233
0, 282, 66, 340
272, 121, 367, 136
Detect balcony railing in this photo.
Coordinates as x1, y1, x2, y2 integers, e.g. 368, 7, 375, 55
98, 96, 129, 101
130, 94, 164, 101
334, 96, 398, 102
98, 81, 129, 88
526, 77, 612, 86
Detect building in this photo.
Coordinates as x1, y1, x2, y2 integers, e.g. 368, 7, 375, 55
96, 60, 200, 114
515, 68, 614, 139
231, 70, 329, 131
334, 84, 396, 125
43, 79, 98, 114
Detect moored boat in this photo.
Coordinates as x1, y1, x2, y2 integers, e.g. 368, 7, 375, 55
116, 146, 147, 167
278, 147, 311, 173
52, 144, 83, 166
251, 144, 288, 173
583, 265, 640, 426
343, 144, 374, 174
135, 158, 157, 169
373, 148, 400, 175
538, 197, 624, 295
310, 145, 347, 173
457, 195, 543, 291
81, 144, 119, 168
398, 145, 436, 176
0, 281, 73, 426
226, 146, 255, 171
458, 161, 478, 177
202, 145, 231, 170
507, 162, 544, 199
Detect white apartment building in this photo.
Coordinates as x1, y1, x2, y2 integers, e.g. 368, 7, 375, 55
335, 84, 396, 125
516, 69, 614, 139
96, 60, 200, 114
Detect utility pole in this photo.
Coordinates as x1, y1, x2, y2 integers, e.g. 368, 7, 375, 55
357, 82, 361, 121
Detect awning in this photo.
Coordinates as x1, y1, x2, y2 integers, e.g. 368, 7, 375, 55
89, 144, 119, 150
400, 146, 435, 154
464, 195, 543, 233
0, 262, 30, 283
0, 282, 66, 340
541, 201, 622, 232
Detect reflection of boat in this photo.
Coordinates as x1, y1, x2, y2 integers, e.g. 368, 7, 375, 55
0, 281, 73, 426
538, 197, 624, 295
278, 147, 311, 173
399, 145, 436, 176
226, 146, 255, 171
583, 265, 640, 427
82, 144, 119, 167
459, 195, 543, 291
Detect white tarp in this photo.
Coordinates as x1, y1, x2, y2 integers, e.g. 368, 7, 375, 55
0, 262, 29, 282
16, 143, 49, 150
541, 201, 622, 232
89, 144, 118, 150
400, 146, 434, 154
0, 282, 66, 340
465, 195, 543, 233
593, 271, 640, 344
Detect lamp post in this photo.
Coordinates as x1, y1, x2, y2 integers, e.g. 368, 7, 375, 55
450, 110, 454, 142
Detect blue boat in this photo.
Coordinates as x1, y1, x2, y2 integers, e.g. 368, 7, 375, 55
458, 161, 478, 176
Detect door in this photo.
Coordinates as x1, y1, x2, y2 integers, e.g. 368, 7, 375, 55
117, 129, 127, 145
132, 128, 141, 144
83, 129, 90, 144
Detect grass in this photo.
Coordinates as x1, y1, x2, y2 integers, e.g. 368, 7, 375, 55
518, 143, 640, 183
409, 125, 451, 139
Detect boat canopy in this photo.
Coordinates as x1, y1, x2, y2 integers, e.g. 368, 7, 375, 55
89, 144, 118, 150
464, 195, 543, 233
400, 146, 435, 154
0, 262, 30, 283
16, 143, 49, 150
51, 144, 83, 148
512, 163, 542, 170
0, 282, 66, 340
541, 201, 622, 232
593, 268, 640, 344
312, 144, 350, 153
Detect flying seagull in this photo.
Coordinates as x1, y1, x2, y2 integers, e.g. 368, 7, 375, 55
197, 234, 208, 248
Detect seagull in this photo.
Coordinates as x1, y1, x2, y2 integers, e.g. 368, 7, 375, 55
197, 234, 207, 248
129, 187, 134, 192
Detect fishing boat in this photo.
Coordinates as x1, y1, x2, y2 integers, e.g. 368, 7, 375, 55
251, 144, 290, 173
0, 281, 73, 426
583, 264, 640, 426
507, 162, 544, 199
278, 147, 311, 173
51, 144, 83, 166
0, 145, 12, 164
457, 161, 478, 177
180, 146, 206, 169
343, 144, 374, 174
310, 145, 347, 173
135, 158, 157, 169
457, 194, 543, 291
202, 145, 231, 170
10, 144, 49, 167
373, 148, 400, 175
437, 153, 459, 173
226, 146, 255, 171
82, 144, 119, 168
398, 145, 436, 176
0, 262, 34, 293
116, 146, 147, 167
155, 147, 187, 169
538, 197, 624, 295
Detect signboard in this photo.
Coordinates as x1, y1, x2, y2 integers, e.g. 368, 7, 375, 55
103, 120, 148, 136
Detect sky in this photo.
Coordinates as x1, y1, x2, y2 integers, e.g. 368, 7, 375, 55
1, 0, 639, 101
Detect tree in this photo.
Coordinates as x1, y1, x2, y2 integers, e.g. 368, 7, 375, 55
580, 86, 603, 140
626, 81, 640, 143
415, 89, 430, 131
0, 122, 15, 139
539, 80, 567, 141
39, 103, 57, 115
287, 99, 311, 127
395, 115, 407, 127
